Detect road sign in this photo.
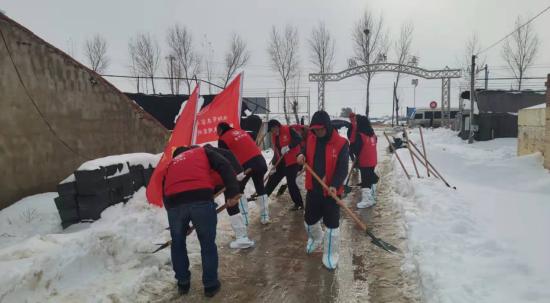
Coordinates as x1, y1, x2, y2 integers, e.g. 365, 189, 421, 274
430, 101, 437, 109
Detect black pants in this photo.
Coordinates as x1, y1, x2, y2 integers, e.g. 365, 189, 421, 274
304, 191, 340, 228
241, 155, 268, 196
265, 163, 304, 207
359, 166, 379, 188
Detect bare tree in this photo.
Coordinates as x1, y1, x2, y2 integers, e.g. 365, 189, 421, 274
501, 16, 539, 90
167, 25, 201, 94
308, 22, 335, 110
128, 33, 160, 94
268, 25, 300, 124
393, 22, 414, 125
84, 34, 109, 73
461, 33, 486, 85
352, 9, 389, 117
222, 33, 250, 88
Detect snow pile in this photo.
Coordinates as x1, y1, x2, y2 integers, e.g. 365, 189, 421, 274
389, 128, 550, 303
0, 189, 178, 302
61, 153, 161, 184
0, 193, 61, 250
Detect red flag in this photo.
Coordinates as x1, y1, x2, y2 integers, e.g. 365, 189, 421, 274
146, 85, 200, 207
193, 73, 243, 144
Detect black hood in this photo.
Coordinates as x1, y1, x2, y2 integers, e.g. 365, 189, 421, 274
267, 119, 281, 132
310, 110, 333, 140
217, 122, 232, 135
356, 115, 374, 136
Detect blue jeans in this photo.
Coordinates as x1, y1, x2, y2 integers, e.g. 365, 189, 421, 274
166, 200, 219, 288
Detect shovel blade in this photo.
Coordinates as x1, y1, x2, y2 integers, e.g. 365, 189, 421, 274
366, 230, 400, 254
152, 241, 171, 254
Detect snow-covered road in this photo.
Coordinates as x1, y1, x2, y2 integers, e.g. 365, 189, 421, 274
390, 128, 550, 303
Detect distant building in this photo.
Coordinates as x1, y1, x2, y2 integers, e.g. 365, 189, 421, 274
459, 90, 546, 141
126, 93, 268, 130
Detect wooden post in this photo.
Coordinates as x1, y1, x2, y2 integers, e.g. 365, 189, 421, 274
404, 130, 420, 178
419, 127, 430, 177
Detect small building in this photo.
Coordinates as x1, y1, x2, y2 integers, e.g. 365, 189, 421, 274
518, 104, 546, 156
459, 90, 546, 141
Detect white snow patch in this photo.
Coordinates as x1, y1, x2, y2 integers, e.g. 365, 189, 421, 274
390, 128, 550, 303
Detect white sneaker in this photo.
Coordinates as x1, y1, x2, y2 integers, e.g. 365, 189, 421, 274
322, 228, 340, 270
304, 221, 324, 254
258, 195, 270, 224
229, 214, 255, 249
357, 188, 375, 208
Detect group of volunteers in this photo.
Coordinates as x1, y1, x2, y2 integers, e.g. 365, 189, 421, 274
160, 110, 378, 297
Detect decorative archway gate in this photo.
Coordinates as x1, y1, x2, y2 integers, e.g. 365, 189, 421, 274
309, 63, 462, 126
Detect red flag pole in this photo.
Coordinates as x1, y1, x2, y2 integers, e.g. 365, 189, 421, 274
190, 83, 201, 145
237, 72, 244, 128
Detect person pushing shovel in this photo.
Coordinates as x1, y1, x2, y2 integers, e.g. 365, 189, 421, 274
296, 110, 349, 270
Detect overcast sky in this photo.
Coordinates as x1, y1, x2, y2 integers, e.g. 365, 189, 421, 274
2, 0, 549, 117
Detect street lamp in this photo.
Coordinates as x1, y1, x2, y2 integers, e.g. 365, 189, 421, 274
364, 29, 370, 64
411, 79, 418, 107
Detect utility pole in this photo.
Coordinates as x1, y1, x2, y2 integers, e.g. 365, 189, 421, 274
166, 55, 176, 94
485, 64, 489, 90
468, 55, 476, 144
364, 28, 370, 117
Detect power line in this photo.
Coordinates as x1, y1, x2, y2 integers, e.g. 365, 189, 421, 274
477, 5, 550, 55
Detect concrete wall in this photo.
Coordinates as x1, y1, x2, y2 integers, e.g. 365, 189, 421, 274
545, 76, 550, 169
518, 108, 546, 156
0, 15, 169, 209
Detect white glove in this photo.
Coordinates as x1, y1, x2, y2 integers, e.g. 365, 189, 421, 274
236, 172, 246, 181
281, 146, 290, 155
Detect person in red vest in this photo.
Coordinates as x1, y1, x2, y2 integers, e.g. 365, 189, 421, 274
353, 115, 379, 208
204, 144, 255, 249
163, 146, 240, 297
265, 119, 304, 211
216, 122, 269, 224
296, 110, 349, 270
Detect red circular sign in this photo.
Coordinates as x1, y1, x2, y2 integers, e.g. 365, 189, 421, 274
430, 101, 437, 109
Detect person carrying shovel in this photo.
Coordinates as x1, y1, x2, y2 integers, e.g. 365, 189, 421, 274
162, 145, 240, 297
296, 110, 349, 270
353, 115, 379, 208
216, 122, 269, 225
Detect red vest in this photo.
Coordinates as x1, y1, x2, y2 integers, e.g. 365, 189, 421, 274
358, 133, 377, 168
271, 125, 300, 166
305, 130, 347, 196
163, 147, 215, 196
219, 129, 262, 165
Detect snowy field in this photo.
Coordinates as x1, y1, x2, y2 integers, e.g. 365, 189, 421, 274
0, 151, 272, 302
390, 128, 550, 303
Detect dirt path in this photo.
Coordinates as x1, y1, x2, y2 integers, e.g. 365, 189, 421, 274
135, 139, 422, 302
351, 148, 423, 303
